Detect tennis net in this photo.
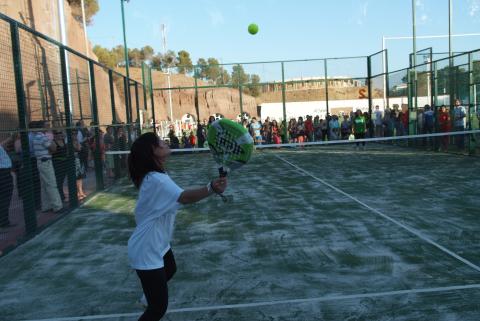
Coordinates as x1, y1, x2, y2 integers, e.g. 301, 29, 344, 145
105, 129, 480, 157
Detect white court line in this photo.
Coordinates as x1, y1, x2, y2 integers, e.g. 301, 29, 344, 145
19, 283, 480, 321
275, 155, 480, 274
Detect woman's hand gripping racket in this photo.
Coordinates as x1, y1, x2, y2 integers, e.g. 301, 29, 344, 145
207, 119, 254, 202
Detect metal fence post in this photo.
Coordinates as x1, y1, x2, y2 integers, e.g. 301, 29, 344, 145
108, 70, 121, 179
59, 47, 78, 208
385, 49, 391, 110
468, 52, 475, 154
88, 61, 104, 190
76, 69, 84, 120
149, 67, 156, 133
408, 67, 417, 135
324, 59, 329, 117
432, 60, 439, 138
239, 83, 244, 118
141, 62, 148, 112
10, 21, 37, 234
124, 77, 132, 146
367, 55, 373, 137
134, 82, 141, 137
194, 67, 200, 122
281, 62, 287, 142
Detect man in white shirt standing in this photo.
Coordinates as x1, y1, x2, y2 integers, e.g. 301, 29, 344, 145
374, 105, 383, 137
250, 118, 262, 145
453, 99, 466, 150
33, 121, 62, 213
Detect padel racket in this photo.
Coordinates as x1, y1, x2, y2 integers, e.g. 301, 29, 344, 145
207, 118, 254, 201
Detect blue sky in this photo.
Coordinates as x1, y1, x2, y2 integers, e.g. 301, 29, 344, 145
87, 0, 480, 77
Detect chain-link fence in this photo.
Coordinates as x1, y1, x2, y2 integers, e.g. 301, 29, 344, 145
0, 13, 152, 255
153, 48, 479, 150
1, 10, 479, 256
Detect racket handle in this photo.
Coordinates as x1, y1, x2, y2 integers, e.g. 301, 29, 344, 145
217, 168, 228, 202
219, 167, 228, 177
219, 193, 228, 202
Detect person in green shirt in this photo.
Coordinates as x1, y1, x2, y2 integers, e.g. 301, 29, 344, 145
353, 109, 366, 150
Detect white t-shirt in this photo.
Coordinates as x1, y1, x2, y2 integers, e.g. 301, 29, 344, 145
128, 172, 184, 270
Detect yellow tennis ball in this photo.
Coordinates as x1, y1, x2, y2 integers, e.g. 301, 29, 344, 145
248, 23, 259, 35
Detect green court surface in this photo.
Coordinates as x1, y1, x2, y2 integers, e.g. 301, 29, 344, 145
1, 143, 480, 321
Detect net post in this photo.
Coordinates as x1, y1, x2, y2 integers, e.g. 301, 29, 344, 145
10, 21, 37, 234
88, 60, 105, 191
59, 46, 79, 208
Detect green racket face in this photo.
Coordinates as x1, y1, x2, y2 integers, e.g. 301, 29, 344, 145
207, 119, 253, 171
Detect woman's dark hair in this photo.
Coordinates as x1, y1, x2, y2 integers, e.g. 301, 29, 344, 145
128, 132, 164, 188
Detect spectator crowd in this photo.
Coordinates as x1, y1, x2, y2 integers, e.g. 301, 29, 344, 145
162, 99, 475, 153
0, 119, 134, 228
0, 99, 477, 229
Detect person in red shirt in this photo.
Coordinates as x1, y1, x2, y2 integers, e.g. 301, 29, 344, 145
189, 131, 196, 148
304, 115, 314, 142
438, 105, 451, 151
271, 120, 281, 144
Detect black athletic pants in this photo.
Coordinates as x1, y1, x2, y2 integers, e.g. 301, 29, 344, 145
355, 132, 366, 146
0, 169, 13, 226
136, 249, 177, 321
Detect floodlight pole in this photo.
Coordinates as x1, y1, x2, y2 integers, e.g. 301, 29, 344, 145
80, 0, 92, 110
57, 0, 73, 121
448, 0, 454, 110
412, 0, 417, 68
121, 0, 133, 137
411, 0, 417, 135
80, 0, 89, 58
120, 0, 130, 80
448, 0, 453, 59
162, 24, 174, 122
382, 36, 387, 108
